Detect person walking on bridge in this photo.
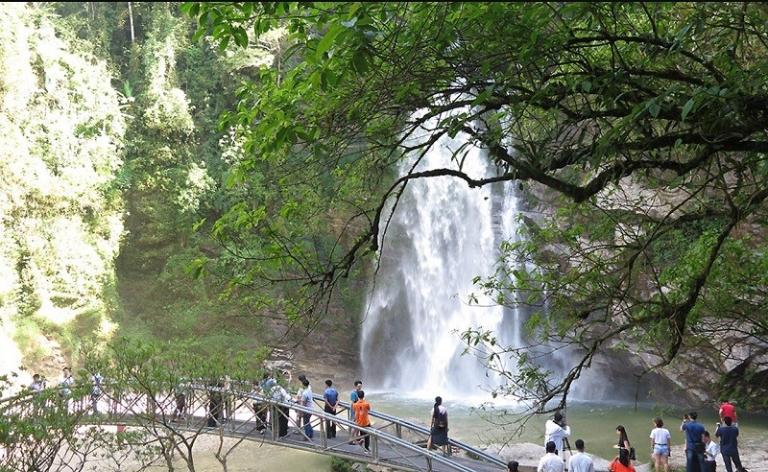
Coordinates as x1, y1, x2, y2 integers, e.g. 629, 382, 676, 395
298, 378, 314, 439
426, 396, 449, 454
323, 379, 339, 439
271, 381, 292, 438
352, 390, 372, 451
349, 380, 363, 442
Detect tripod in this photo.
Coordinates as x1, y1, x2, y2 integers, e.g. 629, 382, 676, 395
563, 437, 573, 471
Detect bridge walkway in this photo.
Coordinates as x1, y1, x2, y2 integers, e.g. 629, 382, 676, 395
2, 382, 509, 472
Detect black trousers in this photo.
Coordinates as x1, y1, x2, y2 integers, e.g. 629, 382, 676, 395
324, 405, 337, 438
277, 405, 290, 437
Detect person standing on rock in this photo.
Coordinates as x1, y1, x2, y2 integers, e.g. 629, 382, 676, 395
716, 416, 744, 472
427, 396, 449, 454
323, 379, 339, 439
568, 439, 595, 472
682, 411, 707, 472
544, 412, 571, 455
538, 441, 564, 472
719, 399, 738, 427
650, 417, 671, 472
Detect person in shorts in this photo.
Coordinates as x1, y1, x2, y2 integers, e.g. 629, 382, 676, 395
650, 417, 671, 472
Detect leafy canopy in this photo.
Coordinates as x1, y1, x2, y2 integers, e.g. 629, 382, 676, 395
184, 2, 768, 410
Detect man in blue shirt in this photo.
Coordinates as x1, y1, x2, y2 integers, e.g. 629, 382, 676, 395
349, 380, 363, 443
681, 411, 707, 472
716, 416, 744, 472
323, 379, 339, 439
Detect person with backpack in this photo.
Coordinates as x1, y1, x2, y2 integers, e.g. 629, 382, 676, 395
427, 396, 449, 454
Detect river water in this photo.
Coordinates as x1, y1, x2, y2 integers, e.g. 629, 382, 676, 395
157, 397, 768, 471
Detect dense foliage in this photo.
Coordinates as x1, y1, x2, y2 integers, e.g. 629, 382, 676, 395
0, 3, 125, 370
187, 2, 768, 410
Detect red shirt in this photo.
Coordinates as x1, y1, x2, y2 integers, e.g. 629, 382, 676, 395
720, 402, 737, 422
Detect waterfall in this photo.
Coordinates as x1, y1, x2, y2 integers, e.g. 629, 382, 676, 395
360, 119, 526, 401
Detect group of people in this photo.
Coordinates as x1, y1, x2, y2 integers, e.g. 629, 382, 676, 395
244, 373, 374, 450
28, 368, 751, 472
248, 373, 452, 455
524, 400, 747, 472
27, 367, 103, 414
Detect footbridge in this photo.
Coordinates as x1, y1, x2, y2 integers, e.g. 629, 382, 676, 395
3, 382, 509, 472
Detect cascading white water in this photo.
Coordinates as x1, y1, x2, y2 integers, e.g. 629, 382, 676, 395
360, 118, 527, 401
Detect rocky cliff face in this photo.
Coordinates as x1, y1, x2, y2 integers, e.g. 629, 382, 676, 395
521, 177, 768, 410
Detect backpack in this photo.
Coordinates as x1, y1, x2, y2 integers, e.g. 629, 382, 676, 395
436, 410, 448, 429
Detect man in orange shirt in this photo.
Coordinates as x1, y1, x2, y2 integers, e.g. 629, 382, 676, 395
352, 390, 372, 451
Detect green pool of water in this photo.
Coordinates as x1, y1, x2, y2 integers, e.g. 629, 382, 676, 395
371, 394, 768, 461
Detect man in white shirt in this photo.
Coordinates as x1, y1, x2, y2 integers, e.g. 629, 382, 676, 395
544, 412, 571, 454
538, 441, 564, 472
703, 431, 719, 472
568, 439, 595, 472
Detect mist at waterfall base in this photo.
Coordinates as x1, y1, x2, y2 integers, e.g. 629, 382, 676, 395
359, 122, 534, 405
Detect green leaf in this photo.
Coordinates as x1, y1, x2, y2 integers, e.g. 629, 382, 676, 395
316, 23, 344, 59
681, 98, 695, 121
232, 27, 249, 47
649, 101, 661, 118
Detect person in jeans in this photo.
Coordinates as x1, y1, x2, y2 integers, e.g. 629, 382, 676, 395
681, 411, 706, 472
323, 379, 339, 439
716, 416, 744, 472
298, 378, 314, 439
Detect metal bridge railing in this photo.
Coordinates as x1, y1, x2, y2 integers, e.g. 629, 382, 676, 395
1, 382, 498, 472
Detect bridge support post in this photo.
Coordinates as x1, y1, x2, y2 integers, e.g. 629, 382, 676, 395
395, 423, 402, 438
271, 405, 279, 441
320, 413, 327, 448
371, 434, 379, 461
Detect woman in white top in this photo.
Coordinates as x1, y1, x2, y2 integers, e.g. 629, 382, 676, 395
649, 417, 671, 472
